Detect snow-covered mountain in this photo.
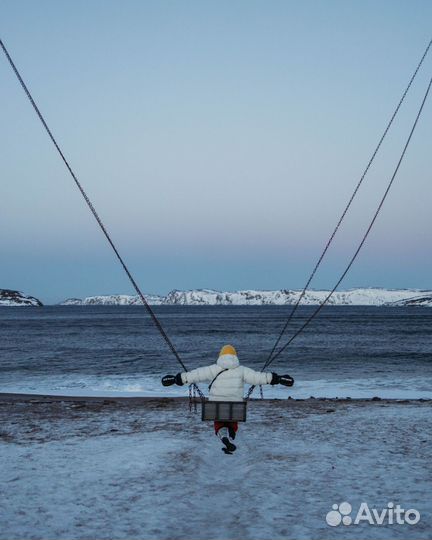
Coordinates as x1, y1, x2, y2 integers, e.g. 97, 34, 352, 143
388, 295, 432, 307
0, 289, 43, 307
62, 294, 164, 306
60, 288, 432, 307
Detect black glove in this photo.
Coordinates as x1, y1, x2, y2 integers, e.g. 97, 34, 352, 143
279, 374, 294, 387
161, 373, 184, 386
161, 375, 175, 386
174, 373, 184, 386
270, 372, 280, 385
270, 373, 294, 386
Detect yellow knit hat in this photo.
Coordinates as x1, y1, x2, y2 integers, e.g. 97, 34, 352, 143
219, 344, 237, 357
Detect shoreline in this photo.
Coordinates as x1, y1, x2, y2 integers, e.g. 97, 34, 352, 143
1, 392, 430, 404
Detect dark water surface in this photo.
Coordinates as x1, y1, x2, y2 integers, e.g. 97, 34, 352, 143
1, 306, 431, 397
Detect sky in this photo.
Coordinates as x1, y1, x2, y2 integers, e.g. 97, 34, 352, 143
1, 0, 431, 304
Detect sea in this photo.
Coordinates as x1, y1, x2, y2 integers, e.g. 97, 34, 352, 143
1, 305, 431, 399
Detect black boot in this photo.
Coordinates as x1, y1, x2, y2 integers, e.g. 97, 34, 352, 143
217, 427, 237, 454
221, 436, 237, 453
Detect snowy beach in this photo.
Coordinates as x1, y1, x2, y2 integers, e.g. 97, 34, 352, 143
2, 307, 431, 539
1, 396, 431, 540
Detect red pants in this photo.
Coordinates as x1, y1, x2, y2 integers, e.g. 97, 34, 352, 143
214, 421, 238, 435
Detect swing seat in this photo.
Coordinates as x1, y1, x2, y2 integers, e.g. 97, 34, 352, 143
201, 400, 247, 422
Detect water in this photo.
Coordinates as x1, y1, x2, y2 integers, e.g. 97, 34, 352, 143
1, 306, 431, 398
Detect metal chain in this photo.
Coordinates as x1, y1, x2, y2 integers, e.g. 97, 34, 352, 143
2, 36, 429, 405
246, 72, 432, 400
0, 37, 206, 400
189, 384, 199, 413
261, 37, 432, 372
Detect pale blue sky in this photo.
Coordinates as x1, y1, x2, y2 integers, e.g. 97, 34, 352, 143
1, 1, 431, 303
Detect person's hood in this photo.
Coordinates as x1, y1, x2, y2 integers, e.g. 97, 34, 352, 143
217, 354, 240, 369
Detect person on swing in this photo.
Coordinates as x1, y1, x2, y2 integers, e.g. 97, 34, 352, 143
162, 344, 294, 454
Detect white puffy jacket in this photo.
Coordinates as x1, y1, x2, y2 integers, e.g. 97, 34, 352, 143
181, 354, 273, 402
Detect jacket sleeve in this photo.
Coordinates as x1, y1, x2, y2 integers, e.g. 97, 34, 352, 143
242, 367, 273, 386
181, 364, 219, 385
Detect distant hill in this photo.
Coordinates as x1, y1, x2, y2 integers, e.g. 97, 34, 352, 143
60, 288, 432, 307
0, 289, 43, 307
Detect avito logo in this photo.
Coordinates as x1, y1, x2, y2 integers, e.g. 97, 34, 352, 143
326, 501, 420, 527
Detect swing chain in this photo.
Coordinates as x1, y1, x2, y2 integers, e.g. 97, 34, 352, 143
189, 384, 198, 413
0, 37, 189, 375
251, 37, 432, 382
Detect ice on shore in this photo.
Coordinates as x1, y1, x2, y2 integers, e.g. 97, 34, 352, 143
2, 372, 432, 400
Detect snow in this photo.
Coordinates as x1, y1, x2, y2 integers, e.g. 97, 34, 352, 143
62, 294, 164, 305
2, 373, 432, 400
1, 398, 431, 539
0, 289, 42, 307
60, 288, 432, 306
